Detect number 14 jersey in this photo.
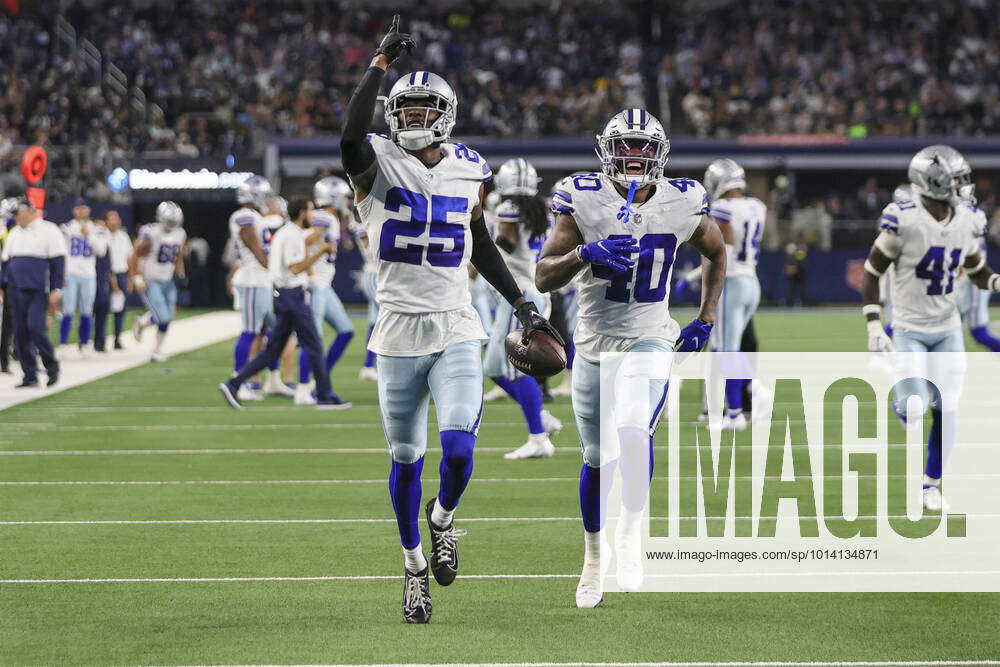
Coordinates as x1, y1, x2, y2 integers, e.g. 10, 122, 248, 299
551, 172, 708, 361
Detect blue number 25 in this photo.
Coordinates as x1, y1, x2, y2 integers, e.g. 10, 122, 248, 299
379, 187, 468, 267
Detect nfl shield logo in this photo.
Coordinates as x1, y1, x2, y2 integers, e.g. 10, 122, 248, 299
845, 258, 865, 292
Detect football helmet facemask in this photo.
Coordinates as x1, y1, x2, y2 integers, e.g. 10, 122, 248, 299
596, 109, 670, 187
908, 144, 975, 207
703, 158, 747, 201
156, 201, 183, 229
382, 71, 457, 151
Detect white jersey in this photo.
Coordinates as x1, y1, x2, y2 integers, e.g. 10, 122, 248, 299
350, 220, 376, 274
708, 196, 766, 279
108, 229, 133, 274
552, 172, 708, 362
357, 134, 492, 355
229, 207, 272, 287
876, 198, 984, 333
139, 223, 186, 282
309, 208, 338, 288
495, 198, 546, 292
62, 218, 108, 277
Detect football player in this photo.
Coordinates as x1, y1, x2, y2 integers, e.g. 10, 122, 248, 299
948, 158, 1000, 352
862, 145, 1000, 511
128, 201, 186, 362
702, 158, 767, 429
294, 176, 355, 404
483, 158, 562, 458
536, 109, 726, 608
340, 15, 561, 624
59, 199, 107, 356
350, 206, 380, 381
228, 175, 275, 400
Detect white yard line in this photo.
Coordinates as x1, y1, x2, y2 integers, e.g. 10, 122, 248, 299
3, 515, 999, 526
3, 572, 998, 585
0, 477, 579, 486
0, 311, 241, 411
0, 445, 577, 455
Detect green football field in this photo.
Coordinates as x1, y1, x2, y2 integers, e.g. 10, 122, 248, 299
2, 307, 999, 665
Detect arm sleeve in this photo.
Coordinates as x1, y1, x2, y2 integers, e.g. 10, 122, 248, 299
48, 256, 66, 290
340, 67, 384, 176
470, 213, 522, 306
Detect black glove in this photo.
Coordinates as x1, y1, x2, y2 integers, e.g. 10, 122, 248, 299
515, 301, 566, 347
373, 14, 416, 64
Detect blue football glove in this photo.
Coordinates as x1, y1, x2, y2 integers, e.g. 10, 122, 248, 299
674, 318, 713, 362
579, 237, 639, 274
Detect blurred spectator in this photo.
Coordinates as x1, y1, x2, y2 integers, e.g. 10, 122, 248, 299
784, 236, 810, 307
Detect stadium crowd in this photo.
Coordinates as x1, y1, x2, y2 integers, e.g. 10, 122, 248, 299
2, 0, 1000, 158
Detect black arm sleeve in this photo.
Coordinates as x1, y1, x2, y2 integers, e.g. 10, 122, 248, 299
470, 213, 523, 306
340, 66, 384, 176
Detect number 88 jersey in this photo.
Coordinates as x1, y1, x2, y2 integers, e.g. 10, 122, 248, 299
552, 172, 707, 359
356, 134, 493, 313
876, 197, 984, 334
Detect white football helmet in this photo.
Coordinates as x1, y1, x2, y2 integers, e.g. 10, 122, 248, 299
314, 176, 353, 214
236, 175, 273, 211
595, 109, 670, 187
703, 158, 746, 201
383, 71, 457, 150
908, 145, 974, 206
156, 201, 183, 229
495, 158, 541, 197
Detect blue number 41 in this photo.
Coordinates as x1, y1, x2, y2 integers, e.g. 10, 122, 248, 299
915, 246, 962, 295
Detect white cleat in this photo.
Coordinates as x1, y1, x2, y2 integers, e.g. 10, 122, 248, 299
77, 346, 90, 360
550, 372, 572, 397
358, 366, 378, 381
923, 486, 949, 512
150, 351, 168, 363
503, 435, 555, 460
541, 409, 562, 435
293, 383, 317, 405
615, 530, 644, 593
132, 318, 145, 342
265, 374, 295, 397
722, 412, 748, 431
56, 344, 70, 359
236, 384, 263, 402
575, 571, 604, 609
483, 385, 507, 402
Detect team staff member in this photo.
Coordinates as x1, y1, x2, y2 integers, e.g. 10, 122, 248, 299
97, 210, 132, 350
219, 196, 349, 410
0, 198, 66, 387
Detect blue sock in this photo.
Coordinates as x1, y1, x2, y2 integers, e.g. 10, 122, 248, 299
157, 322, 169, 333
970, 325, 1000, 352
566, 338, 576, 370
298, 348, 311, 384
389, 457, 424, 549
59, 315, 72, 345
580, 464, 602, 533
325, 331, 354, 374
233, 332, 255, 372
363, 325, 376, 368
924, 408, 943, 483
725, 378, 746, 414
438, 430, 475, 511
78, 315, 92, 345
495, 376, 544, 434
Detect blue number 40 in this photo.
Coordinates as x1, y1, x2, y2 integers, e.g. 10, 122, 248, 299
915, 246, 962, 295
379, 187, 468, 267
591, 233, 677, 303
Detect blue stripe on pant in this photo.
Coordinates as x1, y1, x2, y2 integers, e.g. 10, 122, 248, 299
378, 340, 484, 464
232, 287, 331, 398
10, 288, 59, 382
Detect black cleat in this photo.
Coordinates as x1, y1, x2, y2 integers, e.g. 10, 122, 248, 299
15, 379, 39, 389
219, 381, 244, 410
425, 498, 459, 586
403, 566, 432, 624
114, 338, 124, 350
46, 372, 59, 387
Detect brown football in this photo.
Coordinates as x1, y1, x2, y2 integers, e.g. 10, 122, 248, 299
505, 330, 567, 378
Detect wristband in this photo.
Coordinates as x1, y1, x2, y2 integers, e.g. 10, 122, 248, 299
990, 274, 1000, 293
862, 304, 882, 317
574, 245, 586, 262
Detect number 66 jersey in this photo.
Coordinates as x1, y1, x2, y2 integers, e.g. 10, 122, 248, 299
876, 197, 984, 334
551, 172, 708, 362
356, 134, 493, 356
139, 222, 186, 282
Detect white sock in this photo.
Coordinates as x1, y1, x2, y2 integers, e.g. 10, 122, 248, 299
431, 498, 454, 528
528, 432, 548, 444
403, 545, 427, 573
727, 408, 743, 418
583, 530, 603, 567
139, 312, 153, 327
154, 331, 166, 353
923, 474, 941, 488
618, 509, 644, 540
